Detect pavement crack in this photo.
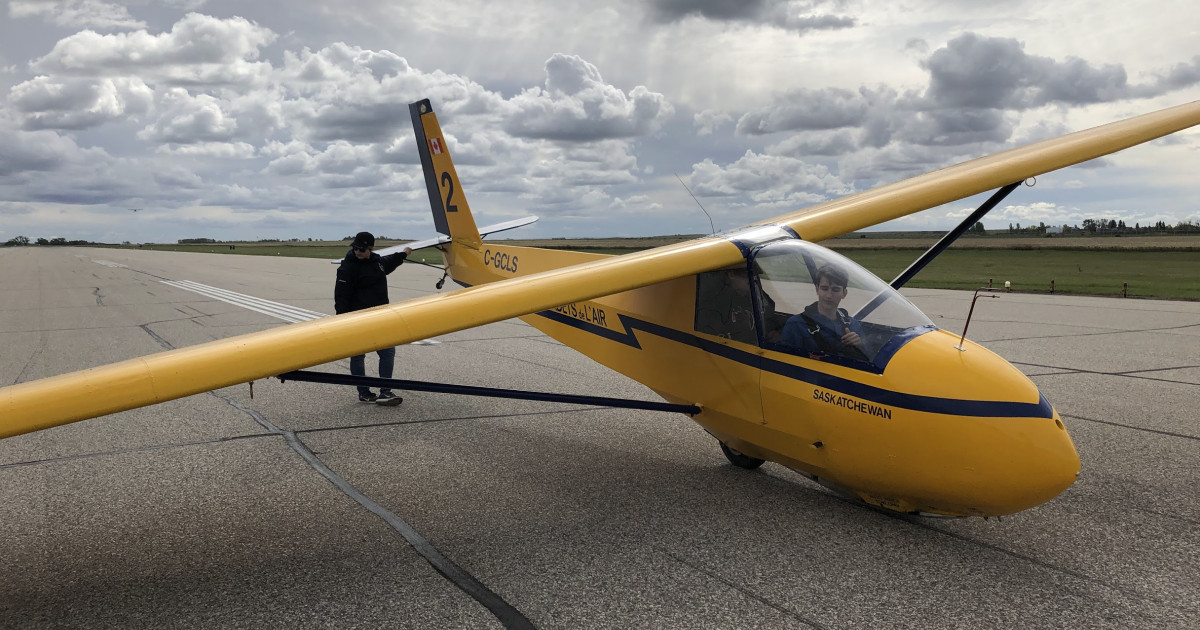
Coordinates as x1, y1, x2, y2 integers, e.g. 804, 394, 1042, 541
662, 549, 830, 630
1131, 506, 1200, 527
896, 514, 1185, 612
1061, 413, 1199, 441
11, 332, 46, 386
475, 346, 594, 377
139, 323, 176, 350
981, 320, 1200, 343
1112, 364, 1200, 376
0, 434, 274, 470
797, 491, 1195, 615
295, 407, 605, 437
134, 322, 534, 629
1017, 361, 1200, 387
275, 427, 536, 630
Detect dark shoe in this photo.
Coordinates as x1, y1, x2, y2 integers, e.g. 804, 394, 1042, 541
376, 390, 403, 406
358, 392, 378, 403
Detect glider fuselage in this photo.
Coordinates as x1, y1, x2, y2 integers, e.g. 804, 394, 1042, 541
440, 231, 1080, 517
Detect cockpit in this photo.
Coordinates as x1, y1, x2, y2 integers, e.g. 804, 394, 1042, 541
695, 239, 936, 371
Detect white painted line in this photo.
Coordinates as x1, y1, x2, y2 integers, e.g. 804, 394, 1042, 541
162, 280, 326, 323
160, 280, 442, 346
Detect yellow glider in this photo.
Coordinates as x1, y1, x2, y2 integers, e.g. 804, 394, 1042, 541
4, 98, 1200, 516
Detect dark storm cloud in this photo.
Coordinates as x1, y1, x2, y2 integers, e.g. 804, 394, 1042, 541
773, 13, 854, 32
1144, 55, 1200, 92
12, 157, 141, 205
0, 203, 37, 216
736, 87, 869, 135
695, 33, 1200, 198
305, 101, 410, 143
152, 167, 204, 189
0, 122, 89, 175
767, 129, 858, 157
729, 33, 1200, 159
650, 0, 770, 21
893, 107, 1014, 147
647, 0, 854, 33
26, 184, 132, 205
923, 33, 1130, 109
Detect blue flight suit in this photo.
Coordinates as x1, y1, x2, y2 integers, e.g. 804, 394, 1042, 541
781, 303, 868, 360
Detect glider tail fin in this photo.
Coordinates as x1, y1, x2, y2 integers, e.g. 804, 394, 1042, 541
409, 99, 483, 249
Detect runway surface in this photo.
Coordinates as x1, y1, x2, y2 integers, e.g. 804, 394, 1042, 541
2, 247, 1198, 629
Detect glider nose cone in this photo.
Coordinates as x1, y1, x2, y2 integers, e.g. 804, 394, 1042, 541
1000, 404, 1081, 512
882, 331, 1081, 515
945, 354, 1081, 515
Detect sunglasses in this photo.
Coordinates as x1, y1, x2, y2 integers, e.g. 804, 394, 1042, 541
353, 246, 371, 252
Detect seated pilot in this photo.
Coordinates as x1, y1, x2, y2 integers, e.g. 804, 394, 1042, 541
781, 264, 869, 360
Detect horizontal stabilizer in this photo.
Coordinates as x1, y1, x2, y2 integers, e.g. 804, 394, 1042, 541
370, 235, 449, 257
333, 216, 538, 262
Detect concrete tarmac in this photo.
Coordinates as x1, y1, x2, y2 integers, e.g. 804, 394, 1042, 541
2, 247, 1197, 629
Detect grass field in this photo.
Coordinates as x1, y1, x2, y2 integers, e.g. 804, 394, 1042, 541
92, 234, 1200, 300
835, 249, 1200, 300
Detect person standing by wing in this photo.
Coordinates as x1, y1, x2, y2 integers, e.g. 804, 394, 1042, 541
334, 231, 412, 404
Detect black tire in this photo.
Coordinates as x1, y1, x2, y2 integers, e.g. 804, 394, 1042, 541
719, 441, 765, 470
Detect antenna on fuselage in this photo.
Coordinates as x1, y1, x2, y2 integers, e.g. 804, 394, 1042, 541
956, 288, 1000, 351
675, 173, 716, 235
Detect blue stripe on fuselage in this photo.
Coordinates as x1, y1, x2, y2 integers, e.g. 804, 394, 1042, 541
531, 308, 1052, 420
449, 279, 1052, 419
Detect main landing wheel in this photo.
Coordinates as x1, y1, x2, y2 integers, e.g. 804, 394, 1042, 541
719, 441, 765, 470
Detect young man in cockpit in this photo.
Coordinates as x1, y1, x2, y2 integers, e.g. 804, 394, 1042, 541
781, 264, 869, 360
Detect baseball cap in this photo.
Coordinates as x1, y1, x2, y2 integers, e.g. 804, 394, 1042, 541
351, 231, 375, 249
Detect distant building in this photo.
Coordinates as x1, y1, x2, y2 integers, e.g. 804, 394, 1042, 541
1046, 225, 1063, 234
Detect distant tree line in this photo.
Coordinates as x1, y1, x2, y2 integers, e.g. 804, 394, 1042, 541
4, 236, 94, 246
4, 235, 339, 246
179, 237, 320, 243
1005, 218, 1199, 235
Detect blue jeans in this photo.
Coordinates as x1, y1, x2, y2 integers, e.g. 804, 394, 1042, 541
350, 346, 395, 396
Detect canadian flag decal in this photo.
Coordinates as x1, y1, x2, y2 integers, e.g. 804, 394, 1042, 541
429, 138, 444, 155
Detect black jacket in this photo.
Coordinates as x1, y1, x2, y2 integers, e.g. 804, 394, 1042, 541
334, 249, 408, 314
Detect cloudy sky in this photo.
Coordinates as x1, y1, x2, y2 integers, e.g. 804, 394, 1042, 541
2, 0, 1198, 244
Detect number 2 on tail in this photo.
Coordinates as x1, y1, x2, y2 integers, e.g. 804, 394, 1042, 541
440, 172, 458, 213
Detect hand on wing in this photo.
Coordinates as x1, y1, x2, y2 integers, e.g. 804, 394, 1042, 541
404, 247, 412, 254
